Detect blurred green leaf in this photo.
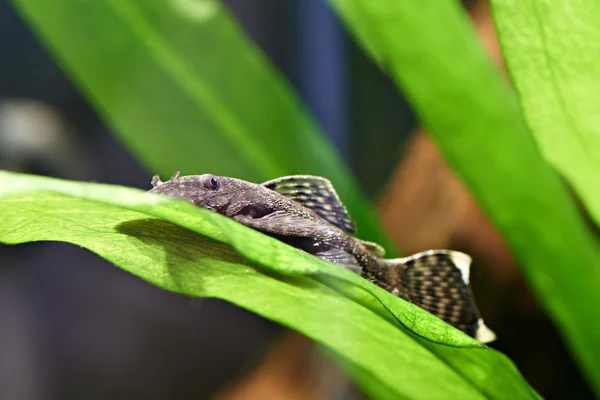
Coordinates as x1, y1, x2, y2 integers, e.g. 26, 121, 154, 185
0, 170, 538, 399
10, 0, 393, 249
329, 0, 600, 395
491, 0, 600, 228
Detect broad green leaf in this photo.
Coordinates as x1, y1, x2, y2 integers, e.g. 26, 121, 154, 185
491, 0, 600, 227
0, 170, 538, 399
328, 0, 600, 395
10, 0, 393, 250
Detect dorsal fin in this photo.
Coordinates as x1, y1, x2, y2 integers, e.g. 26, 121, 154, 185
261, 175, 356, 234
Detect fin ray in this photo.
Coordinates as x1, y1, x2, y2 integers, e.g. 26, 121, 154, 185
261, 175, 356, 234
316, 248, 362, 275
381, 250, 495, 342
233, 211, 337, 238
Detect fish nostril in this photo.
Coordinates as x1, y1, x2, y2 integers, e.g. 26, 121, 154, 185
151, 174, 163, 188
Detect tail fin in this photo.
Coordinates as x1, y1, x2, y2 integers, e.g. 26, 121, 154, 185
380, 250, 496, 343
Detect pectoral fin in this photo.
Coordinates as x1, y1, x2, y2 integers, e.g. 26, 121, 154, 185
261, 175, 356, 234
315, 248, 363, 275
233, 211, 338, 239
233, 212, 361, 274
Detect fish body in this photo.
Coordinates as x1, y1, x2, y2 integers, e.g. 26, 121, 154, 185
150, 172, 495, 343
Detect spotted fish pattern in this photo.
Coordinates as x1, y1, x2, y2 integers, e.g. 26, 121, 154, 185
149, 172, 495, 343
394, 251, 479, 337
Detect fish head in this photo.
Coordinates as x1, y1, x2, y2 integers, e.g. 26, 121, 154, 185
150, 172, 249, 215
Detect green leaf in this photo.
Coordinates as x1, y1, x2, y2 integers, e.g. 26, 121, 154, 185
491, 0, 600, 228
10, 0, 393, 250
0, 170, 538, 399
328, 0, 600, 395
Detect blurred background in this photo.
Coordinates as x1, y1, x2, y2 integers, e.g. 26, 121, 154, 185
0, 0, 594, 398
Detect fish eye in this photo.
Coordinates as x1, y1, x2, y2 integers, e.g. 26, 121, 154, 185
204, 176, 220, 190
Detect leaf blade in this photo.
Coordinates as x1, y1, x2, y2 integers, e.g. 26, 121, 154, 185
328, 0, 600, 394
0, 170, 537, 399
491, 0, 600, 227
